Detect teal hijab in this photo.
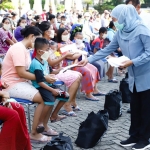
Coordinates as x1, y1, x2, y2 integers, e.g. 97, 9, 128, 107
111, 4, 150, 40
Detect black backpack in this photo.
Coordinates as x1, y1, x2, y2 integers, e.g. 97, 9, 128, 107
104, 89, 122, 120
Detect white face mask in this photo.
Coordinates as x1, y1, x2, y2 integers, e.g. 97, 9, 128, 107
62, 20, 67, 25
50, 30, 55, 38
96, 18, 100, 22
28, 16, 32, 19
41, 51, 50, 61
61, 34, 70, 42
57, 19, 61, 22
3, 24, 10, 31
20, 23, 26, 28
102, 33, 107, 39
75, 39, 83, 45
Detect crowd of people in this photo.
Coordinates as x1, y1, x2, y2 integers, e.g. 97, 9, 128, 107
0, 0, 150, 150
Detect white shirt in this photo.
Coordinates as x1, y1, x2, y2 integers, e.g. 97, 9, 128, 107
139, 11, 150, 30
101, 18, 109, 28
92, 20, 101, 34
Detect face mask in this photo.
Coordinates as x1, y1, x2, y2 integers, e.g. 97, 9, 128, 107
57, 19, 61, 22
114, 21, 124, 30
28, 16, 32, 19
61, 34, 70, 42
49, 30, 55, 38
96, 18, 100, 22
3, 24, 10, 31
102, 34, 107, 39
20, 23, 26, 28
75, 39, 83, 45
41, 51, 50, 61
62, 20, 67, 25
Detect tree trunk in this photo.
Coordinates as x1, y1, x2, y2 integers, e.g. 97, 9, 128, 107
86, 3, 89, 10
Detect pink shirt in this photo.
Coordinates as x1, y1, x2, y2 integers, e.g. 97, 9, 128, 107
1, 42, 31, 89
0, 28, 13, 54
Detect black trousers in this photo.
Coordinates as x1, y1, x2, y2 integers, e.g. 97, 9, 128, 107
129, 86, 150, 142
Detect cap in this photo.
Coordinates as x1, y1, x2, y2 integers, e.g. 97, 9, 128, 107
104, 10, 110, 14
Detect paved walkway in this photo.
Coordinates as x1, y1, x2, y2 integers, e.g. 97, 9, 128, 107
29, 75, 150, 150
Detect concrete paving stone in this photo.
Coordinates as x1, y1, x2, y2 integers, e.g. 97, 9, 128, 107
110, 144, 127, 150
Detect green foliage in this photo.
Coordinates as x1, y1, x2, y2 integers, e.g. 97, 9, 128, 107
0, 0, 14, 9
144, 0, 150, 4
29, 0, 34, 9
83, 0, 93, 5
56, 4, 65, 13
28, 0, 46, 9
94, 0, 124, 14
83, 0, 93, 10
104, 0, 124, 6
42, 0, 45, 9
94, 3, 115, 14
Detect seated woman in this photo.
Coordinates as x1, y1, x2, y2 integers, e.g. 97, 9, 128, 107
14, 17, 27, 42
36, 21, 82, 117
1, 26, 53, 143
0, 63, 31, 150
57, 28, 104, 102
73, 32, 105, 79
91, 27, 118, 83
0, 18, 17, 55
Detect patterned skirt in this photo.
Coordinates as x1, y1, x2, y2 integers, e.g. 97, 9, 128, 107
72, 63, 100, 94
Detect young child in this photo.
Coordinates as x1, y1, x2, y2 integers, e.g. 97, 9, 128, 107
29, 37, 69, 136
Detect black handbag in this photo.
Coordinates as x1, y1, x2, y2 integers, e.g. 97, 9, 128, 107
75, 110, 109, 149
119, 73, 131, 103
104, 89, 122, 120
42, 132, 73, 150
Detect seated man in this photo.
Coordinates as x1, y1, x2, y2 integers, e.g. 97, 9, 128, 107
91, 27, 118, 83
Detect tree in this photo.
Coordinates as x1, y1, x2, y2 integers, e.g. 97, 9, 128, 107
94, 0, 124, 13
83, 0, 93, 10
105, 0, 124, 6
0, 0, 14, 9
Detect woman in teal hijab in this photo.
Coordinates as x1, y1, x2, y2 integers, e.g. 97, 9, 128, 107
79, 4, 150, 150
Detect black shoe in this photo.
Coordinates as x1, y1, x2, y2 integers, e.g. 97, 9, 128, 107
127, 108, 131, 113
132, 141, 150, 150
120, 137, 138, 147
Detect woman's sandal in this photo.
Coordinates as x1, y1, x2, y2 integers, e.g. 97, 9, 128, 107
72, 105, 82, 111
108, 78, 118, 83
93, 92, 106, 96
50, 115, 67, 123
42, 129, 59, 136
61, 110, 77, 117
30, 135, 51, 144
85, 97, 99, 101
